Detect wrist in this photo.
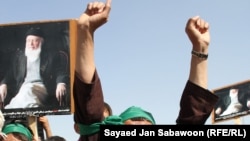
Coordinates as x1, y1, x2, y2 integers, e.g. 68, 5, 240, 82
191, 50, 208, 59
192, 42, 209, 53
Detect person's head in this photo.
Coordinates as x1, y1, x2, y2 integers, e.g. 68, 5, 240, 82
2, 122, 33, 141
25, 27, 44, 61
229, 88, 239, 98
103, 102, 112, 118
76, 106, 155, 136
119, 106, 155, 125
44, 135, 66, 141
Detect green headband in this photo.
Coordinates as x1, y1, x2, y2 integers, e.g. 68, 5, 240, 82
79, 115, 123, 135
79, 106, 155, 136
2, 123, 33, 141
119, 106, 156, 124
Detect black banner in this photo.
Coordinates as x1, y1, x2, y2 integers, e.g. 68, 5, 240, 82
100, 125, 250, 140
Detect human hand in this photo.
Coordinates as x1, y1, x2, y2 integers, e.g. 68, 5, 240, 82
56, 83, 66, 106
0, 84, 7, 103
38, 116, 50, 130
38, 115, 53, 138
185, 16, 210, 51
78, 0, 112, 32
215, 107, 222, 115
247, 100, 250, 109
32, 137, 42, 141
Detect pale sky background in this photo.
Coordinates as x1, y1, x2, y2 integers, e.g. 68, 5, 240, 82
1, 0, 250, 140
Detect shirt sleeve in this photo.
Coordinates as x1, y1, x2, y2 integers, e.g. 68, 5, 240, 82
176, 80, 218, 124
73, 70, 104, 125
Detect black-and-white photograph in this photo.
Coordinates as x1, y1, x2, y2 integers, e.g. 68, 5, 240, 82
212, 80, 250, 123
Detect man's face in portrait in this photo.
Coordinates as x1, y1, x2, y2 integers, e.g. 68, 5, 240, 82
25, 35, 43, 61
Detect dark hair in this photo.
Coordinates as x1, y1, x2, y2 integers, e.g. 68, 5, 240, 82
129, 117, 152, 122
45, 136, 66, 141
10, 132, 30, 141
104, 102, 112, 115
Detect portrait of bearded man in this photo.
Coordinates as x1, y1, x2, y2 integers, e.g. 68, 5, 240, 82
0, 27, 69, 109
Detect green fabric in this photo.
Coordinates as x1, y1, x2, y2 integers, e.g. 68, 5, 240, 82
79, 106, 156, 136
119, 106, 156, 124
2, 123, 33, 141
79, 115, 123, 135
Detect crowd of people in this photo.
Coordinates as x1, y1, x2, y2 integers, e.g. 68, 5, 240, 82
0, 114, 66, 141
73, 0, 218, 141
0, 0, 224, 140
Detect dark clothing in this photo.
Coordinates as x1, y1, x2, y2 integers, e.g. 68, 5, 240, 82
1, 49, 69, 107
176, 81, 218, 124
74, 71, 104, 141
73, 70, 218, 141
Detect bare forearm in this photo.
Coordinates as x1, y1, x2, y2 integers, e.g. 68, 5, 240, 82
75, 26, 95, 84
75, 0, 111, 83
186, 16, 210, 89
189, 47, 208, 89
44, 125, 52, 138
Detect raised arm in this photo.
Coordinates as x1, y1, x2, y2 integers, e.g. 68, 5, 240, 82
75, 0, 112, 83
185, 16, 210, 88
73, 1, 112, 138
38, 116, 52, 139
176, 16, 218, 124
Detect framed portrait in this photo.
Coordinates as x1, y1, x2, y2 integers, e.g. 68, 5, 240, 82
211, 80, 250, 123
0, 19, 77, 119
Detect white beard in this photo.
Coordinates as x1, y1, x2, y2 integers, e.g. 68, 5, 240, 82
25, 44, 42, 62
